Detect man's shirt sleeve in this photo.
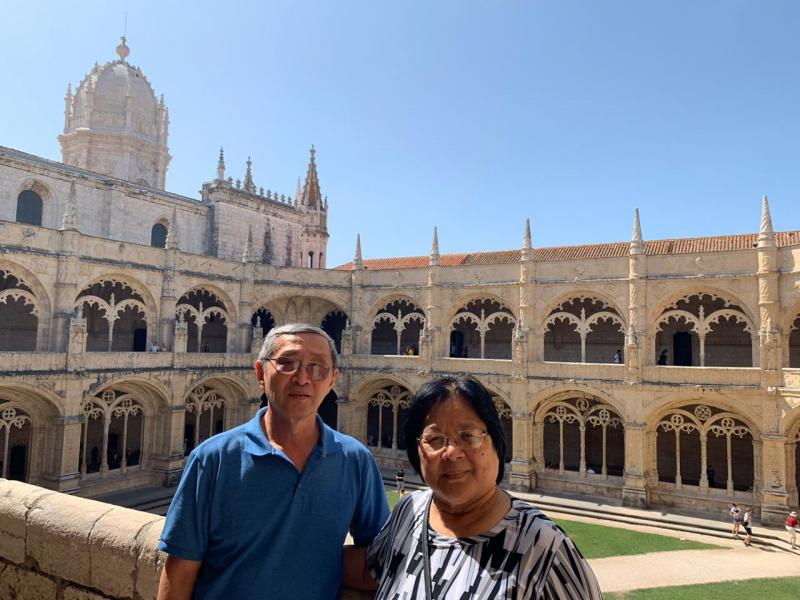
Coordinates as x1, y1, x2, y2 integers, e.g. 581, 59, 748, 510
349, 449, 390, 546
157, 451, 212, 561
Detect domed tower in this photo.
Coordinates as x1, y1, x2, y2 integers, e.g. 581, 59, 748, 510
58, 37, 171, 189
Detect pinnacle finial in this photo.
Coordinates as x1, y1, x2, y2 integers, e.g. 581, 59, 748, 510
61, 181, 78, 231
243, 156, 255, 193
310, 144, 316, 160
630, 208, 644, 255
523, 218, 532, 250
295, 177, 302, 201
116, 35, 130, 61
430, 227, 440, 266
300, 145, 322, 210
216, 147, 225, 181
242, 226, 253, 262
758, 195, 775, 247
166, 207, 179, 249
353, 234, 363, 270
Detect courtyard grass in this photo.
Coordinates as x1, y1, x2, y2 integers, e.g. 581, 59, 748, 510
604, 577, 800, 599
553, 518, 720, 559
383, 490, 720, 559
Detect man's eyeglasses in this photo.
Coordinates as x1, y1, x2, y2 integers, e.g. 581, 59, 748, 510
264, 357, 333, 381
418, 429, 488, 453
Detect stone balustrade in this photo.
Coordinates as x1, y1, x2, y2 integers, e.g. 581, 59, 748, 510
0, 479, 372, 599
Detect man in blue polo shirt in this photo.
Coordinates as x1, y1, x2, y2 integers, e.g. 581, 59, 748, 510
157, 323, 389, 599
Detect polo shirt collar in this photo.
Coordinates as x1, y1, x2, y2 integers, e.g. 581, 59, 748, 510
243, 406, 341, 457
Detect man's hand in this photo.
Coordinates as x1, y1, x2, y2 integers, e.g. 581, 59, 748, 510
157, 555, 202, 600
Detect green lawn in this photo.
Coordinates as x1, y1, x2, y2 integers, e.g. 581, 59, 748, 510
553, 518, 720, 559
605, 577, 800, 599
383, 490, 720, 559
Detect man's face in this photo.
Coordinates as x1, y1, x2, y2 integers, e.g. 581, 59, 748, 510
255, 332, 339, 422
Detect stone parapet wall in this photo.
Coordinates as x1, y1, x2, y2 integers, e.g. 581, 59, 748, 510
0, 479, 372, 600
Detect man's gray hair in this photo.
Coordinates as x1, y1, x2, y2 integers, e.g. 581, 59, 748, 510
257, 323, 339, 369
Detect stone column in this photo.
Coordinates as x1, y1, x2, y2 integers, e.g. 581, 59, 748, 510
759, 433, 789, 525
149, 376, 189, 487
173, 316, 188, 354
52, 229, 82, 351
509, 376, 535, 491
622, 422, 650, 508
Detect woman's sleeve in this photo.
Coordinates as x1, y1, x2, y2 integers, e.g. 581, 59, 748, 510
540, 535, 603, 600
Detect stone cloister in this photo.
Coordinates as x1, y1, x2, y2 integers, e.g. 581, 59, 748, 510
1, 196, 800, 523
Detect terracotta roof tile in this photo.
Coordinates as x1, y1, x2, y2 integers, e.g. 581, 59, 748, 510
334, 230, 800, 271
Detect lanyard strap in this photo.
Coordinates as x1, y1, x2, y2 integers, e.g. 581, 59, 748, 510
421, 493, 434, 600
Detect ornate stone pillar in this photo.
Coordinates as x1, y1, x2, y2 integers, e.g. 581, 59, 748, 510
173, 316, 188, 354
759, 433, 789, 525
52, 229, 82, 351
622, 422, 650, 508
626, 209, 646, 384
509, 373, 535, 491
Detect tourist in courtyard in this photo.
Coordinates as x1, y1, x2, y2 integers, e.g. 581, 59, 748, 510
343, 375, 601, 599
730, 503, 742, 538
395, 467, 405, 495
157, 324, 389, 600
657, 348, 668, 365
786, 511, 798, 549
613, 349, 622, 363
742, 507, 753, 546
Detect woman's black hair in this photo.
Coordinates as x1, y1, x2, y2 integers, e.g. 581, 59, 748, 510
403, 375, 506, 484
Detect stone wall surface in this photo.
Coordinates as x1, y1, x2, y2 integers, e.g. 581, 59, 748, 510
0, 479, 372, 600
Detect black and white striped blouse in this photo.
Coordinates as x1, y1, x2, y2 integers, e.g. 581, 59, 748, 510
367, 490, 602, 599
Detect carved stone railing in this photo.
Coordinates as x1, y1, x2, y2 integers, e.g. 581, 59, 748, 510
0, 479, 371, 599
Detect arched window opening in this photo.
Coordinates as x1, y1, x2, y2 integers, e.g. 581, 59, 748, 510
176, 289, 229, 353
16, 190, 43, 226
80, 390, 144, 477
184, 385, 226, 455
0, 268, 38, 351
318, 390, 338, 430
321, 310, 348, 353
371, 299, 426, 355
543, 297, 624, 363
76, 279, 148, 352
308, 251, 314, 268
790, 315, 800, 368
655, 294, 753, 367
656, 404, 753, 495
0, 404, 32, 481
151, 223, 168, 248
251, 308, 276, 339
543, 397, 624, 478
449, 298, 515, 359
366, 385, 411, 451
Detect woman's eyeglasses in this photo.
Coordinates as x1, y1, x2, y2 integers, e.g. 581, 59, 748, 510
418, 429, 488, 452
264, 357, 332, 381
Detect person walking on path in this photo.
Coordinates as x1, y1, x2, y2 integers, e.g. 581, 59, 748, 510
395, 468, 405, 495
730, 504, 742, 538
742, 507, 753, 546
786, 511, 798, 549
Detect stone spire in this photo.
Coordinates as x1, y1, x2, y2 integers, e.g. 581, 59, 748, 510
353, 234, 363, 270
165, 207, 179, 250
242, 226, 253, 262
521, 218, 532, 261
243, 157, 255, 193
216, 147, 226, 181
630, 208, 644, 255
61, 181, 78, 231
430, 227, 440, 266
758, 195, 775, 248
63, 83, 73, 133
301, 145, 322, 210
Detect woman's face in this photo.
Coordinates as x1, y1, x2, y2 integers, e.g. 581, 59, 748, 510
418, 394, 499, 510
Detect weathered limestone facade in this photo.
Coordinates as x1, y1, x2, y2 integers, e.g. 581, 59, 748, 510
2, 39, 800, 525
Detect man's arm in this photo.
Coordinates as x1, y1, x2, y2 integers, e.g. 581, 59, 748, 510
157, 555, 203, 600
342, 546, 377, 591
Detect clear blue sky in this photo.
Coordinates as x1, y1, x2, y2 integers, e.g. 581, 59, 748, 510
1, 1, 798, 267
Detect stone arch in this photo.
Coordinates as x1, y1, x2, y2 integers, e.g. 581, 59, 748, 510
0, 259, 51, 351
469, 378, 513, 464
541, 293, 626, 364
182, 381, 234, 455
321, 309, 349, 353
447, 294, 516, 359
0, 386, 63, 484
176, 286, 235, 353
250, 306, 276, 341
75, 275, 155, 352
369, 296, 427, 356
648, 401, 757, 495
530, 384, 626, 420
80, 379, 171, 479
150, 221, 168, 248
360, 379, 414, 453
535, 391, 625, 479
653, 291, 755, 367
785, 414, 800, 507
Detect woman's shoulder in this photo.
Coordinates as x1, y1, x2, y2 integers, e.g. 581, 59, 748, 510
506, 496, 565, 540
